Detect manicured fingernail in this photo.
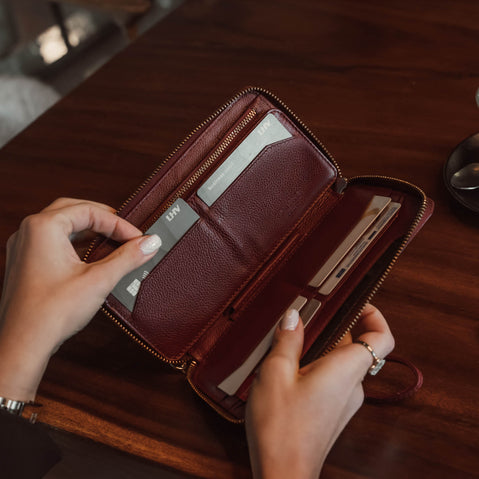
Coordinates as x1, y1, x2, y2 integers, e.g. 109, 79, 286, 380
140, 234, 162, 255
280, 309, 299, 331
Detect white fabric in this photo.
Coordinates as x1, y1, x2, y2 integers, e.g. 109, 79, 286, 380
0, 75, 59, 148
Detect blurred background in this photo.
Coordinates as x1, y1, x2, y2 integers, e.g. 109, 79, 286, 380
0, 0, 183, 147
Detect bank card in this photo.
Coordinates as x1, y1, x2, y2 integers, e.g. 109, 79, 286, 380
308, 195, 391, 288
111, 199, 199, 311
197, 112, 292, 206
217, 296, 323, 396
318, 202, 401, 296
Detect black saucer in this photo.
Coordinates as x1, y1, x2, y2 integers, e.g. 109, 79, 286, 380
444, 133, 479, 213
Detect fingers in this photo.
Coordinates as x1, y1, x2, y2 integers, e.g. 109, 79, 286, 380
21, 199, 140, 242
40, 198, 139, 241
302, 304, 394, 382
86, 234, 162, 293
353, 303, 395, 359
52, 203, 142, 241
41, 197, 115, 214
261, 309, 304, 380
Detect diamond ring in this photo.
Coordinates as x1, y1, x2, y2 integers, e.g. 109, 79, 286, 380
353, 340, 386, 376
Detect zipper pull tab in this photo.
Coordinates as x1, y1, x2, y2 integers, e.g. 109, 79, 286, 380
334, 177, 348, 194
170, 360, 189, 374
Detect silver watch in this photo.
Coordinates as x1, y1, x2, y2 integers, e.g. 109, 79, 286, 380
0, 396, 26, 415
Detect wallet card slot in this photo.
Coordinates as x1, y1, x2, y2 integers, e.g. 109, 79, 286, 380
139, 108, 259, 232
193, 110, 294, 207
110, 93, 264, 231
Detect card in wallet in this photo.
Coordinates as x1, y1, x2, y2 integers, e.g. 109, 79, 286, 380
85, 87, 434, 423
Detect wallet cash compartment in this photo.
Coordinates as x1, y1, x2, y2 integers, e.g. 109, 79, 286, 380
189, 179, 429, 417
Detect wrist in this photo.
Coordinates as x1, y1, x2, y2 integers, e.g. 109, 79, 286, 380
251, 452, 323, 479
0, 325, 51, 401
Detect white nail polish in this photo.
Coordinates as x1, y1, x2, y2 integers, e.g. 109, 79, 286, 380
140, 234, 162, 255
280, 309, 299, 331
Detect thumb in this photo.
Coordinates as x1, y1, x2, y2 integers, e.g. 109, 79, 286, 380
266, 309, 304, 375
88, 234, 162, 293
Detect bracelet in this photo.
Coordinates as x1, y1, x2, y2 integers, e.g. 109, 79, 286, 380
0, 396, 26, 415
0, 396, 41, 422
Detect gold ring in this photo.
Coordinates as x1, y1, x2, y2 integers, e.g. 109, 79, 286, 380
353, 340, 385, 376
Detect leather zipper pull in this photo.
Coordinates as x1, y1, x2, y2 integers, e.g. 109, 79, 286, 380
334, 177, 348, 194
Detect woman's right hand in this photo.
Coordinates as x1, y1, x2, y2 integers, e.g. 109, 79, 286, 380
245, 304, 394, 479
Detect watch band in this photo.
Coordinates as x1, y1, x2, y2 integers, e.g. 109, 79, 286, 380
0, 396, 26, 415
0, 396, 41, 422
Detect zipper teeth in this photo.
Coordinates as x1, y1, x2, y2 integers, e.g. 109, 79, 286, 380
186, 361, 244, 424
101, 307, 185, 366
252, 87, 342, 177
321, 175, 428, 355
146, 108, 257, 226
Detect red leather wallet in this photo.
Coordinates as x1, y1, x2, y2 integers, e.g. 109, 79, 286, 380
85, 88, 433, 422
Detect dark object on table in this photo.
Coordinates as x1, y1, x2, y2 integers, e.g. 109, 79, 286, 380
444, 133, 479, 213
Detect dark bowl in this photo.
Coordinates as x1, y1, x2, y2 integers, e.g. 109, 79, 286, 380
444, 133, 479, 214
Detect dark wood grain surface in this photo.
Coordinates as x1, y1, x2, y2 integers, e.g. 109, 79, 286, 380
1, 1, 478, 477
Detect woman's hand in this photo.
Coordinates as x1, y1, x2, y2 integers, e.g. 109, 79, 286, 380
246, 304, 394, 479
0, 198, 161, 402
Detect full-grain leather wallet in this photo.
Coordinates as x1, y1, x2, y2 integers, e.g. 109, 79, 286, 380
86, 88, 434, 422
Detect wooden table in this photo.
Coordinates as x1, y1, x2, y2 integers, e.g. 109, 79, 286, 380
1, 1, 478, 477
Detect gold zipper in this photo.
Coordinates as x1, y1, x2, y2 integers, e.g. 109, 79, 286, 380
320, 175, 429, 356
144, 108, 257, 228
250, 87, 342, 177
186, 361, 244, 424
100, 306, 187, 366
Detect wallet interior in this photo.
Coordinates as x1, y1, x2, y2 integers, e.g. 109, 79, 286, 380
86, 89, 430, 422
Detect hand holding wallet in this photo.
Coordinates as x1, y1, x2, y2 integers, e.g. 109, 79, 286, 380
86, 88, 433, 422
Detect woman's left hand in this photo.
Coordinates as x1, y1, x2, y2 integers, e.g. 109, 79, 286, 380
0, 198, 161, 401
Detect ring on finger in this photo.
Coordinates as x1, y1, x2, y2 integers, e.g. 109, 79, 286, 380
353, 340, 386, 376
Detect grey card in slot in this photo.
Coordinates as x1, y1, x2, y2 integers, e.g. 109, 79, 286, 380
197, 113, 292, 206
309, 195, 391, 289
111, 199, 199, 311
318, 202, 401, 296
217, 295, 307, 396
300, 299, 322, 326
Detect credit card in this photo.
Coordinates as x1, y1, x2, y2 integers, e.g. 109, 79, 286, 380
217, 296, 323, 396
300, 298, 322, 325
111, 199, 200, 311
308, 195, 391, 288
318, 202, 401, 296
197, 113, 292, 206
